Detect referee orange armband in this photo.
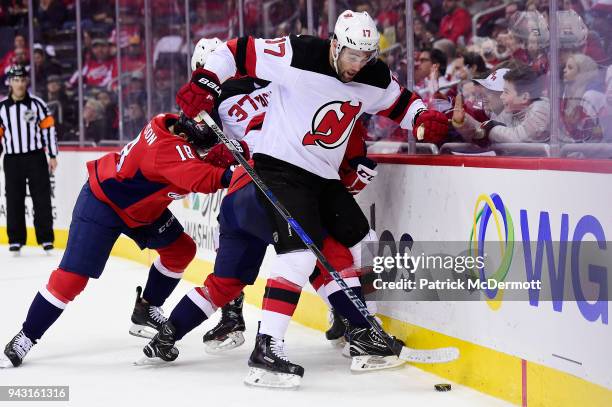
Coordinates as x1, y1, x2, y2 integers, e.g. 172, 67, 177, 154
39, 115, 55, 129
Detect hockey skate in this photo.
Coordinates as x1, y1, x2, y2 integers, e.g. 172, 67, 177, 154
136, 321, 179, 365
244, 333, 304, 389
129, 286, 168, 339
203, 292, 246, 354
0, 330, 35, 368
325, 308, 348, 346
8, 244, 21, 257
346, 325, 406, 372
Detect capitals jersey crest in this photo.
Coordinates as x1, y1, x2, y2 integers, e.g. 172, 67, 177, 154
302, 101, 362, 149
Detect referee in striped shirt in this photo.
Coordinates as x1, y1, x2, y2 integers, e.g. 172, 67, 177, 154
0, 65, 58, 255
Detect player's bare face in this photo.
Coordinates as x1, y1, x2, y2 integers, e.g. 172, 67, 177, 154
337, 48, 374, 82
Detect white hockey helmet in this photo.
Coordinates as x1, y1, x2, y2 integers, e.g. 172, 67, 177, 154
191, 37, 223, 71
332, 10, 380, 73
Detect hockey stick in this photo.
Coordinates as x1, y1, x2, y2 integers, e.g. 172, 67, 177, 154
197, 111, 458, 364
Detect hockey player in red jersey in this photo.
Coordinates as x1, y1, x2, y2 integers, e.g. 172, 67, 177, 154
155, 10, 450, 386
0, 113, 248, 368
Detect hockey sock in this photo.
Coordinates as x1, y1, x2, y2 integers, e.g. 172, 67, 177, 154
22, 292, 65, 342
169, 288, 215, 341
325, 268, 369, 327
309, 266, 331, 308
259, 278, 302, 339
22, 269, 88, 341
142, 259, 183, 307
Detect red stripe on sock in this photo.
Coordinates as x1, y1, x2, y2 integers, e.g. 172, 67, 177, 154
262, 298, 298, 316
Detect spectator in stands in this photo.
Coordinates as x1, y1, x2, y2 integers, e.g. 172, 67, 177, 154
470, 64, 551, 145
508, 11, 550, 75
479, 38, 501, 68
414, 48, 449, 102
96, 89, 118, 139
414, 17, 435, 50
557, 10, 602, 67
44, 74, 70, 139
32, 44, 61, 95
0, 33, 27, 74
560, 54, 606, 143
83, 98, 108, 143
191, 1, 231, 41
68, 38, 115, 89
452, 68, 508, 141
6, 0, 28, 26
447, 52, 488, 82
126, 71, 145, 99
152, 68, 174, 113
438, 0, 472, 46
37, 0, 68, 31
124, 93, 147, 138
82, 0, 114, 34
119, 37, 146, 79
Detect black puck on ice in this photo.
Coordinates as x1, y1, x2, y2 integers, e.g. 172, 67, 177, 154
434, 383, 452, 392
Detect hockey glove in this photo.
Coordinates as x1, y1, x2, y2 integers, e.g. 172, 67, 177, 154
176, 68, 222, 119
341, 157, 378, 195
204, 140, 250, 168
413, 109, 449, 145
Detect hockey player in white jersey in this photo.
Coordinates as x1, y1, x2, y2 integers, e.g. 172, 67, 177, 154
190, 38, 384, 354
171, 11, 449, 386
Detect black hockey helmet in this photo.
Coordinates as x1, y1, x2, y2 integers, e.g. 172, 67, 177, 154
7, 65, 27, 79
174, 113, 219, 150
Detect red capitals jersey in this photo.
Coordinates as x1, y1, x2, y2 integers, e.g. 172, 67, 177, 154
87, 113, 226, 228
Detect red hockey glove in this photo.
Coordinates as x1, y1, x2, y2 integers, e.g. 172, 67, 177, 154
341, 157, 378, 195
204, 140, 250, 168
176, 68, 222, 119
413, 109, 449, 145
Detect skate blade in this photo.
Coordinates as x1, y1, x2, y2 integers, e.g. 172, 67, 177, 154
0, 356, 15, 368
350, 355, 405, 372
204, 331, 245, 354
133, 356, 172, 366
399, 346, 459, 364
328, 336, 347, 348
341, 342, 351, 358
244, 367, 301, 389
129, 324, 157, 339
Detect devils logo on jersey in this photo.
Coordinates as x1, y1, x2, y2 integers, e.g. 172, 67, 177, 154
302, 101, 362, 149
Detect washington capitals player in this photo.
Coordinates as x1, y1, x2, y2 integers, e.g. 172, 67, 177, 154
0, 113, 248, 368
150, 11, 448, 386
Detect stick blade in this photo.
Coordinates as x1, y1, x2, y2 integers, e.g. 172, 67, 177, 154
399, 346, 459, 364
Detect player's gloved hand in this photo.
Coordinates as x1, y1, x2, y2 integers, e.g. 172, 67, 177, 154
204, 140, 250, 168
413, 109, 449, 145
473, 120, 505, 147
176, 68, 222, 119
341, 156, 378, 195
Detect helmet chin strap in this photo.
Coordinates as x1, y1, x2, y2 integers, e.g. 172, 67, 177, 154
332, 40, 342, 75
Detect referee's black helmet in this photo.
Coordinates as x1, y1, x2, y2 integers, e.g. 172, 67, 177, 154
7, 65, 27, 79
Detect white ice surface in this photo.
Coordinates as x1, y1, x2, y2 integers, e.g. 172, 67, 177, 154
0, 247, 512, 407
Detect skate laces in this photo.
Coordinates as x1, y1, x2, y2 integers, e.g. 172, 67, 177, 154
12, 332, 33, 358
270, 337, 289, 361
148, 306, 168, 324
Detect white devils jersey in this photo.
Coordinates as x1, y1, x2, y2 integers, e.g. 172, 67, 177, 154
216, 77, 272, 153
205, 34, 425, 179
